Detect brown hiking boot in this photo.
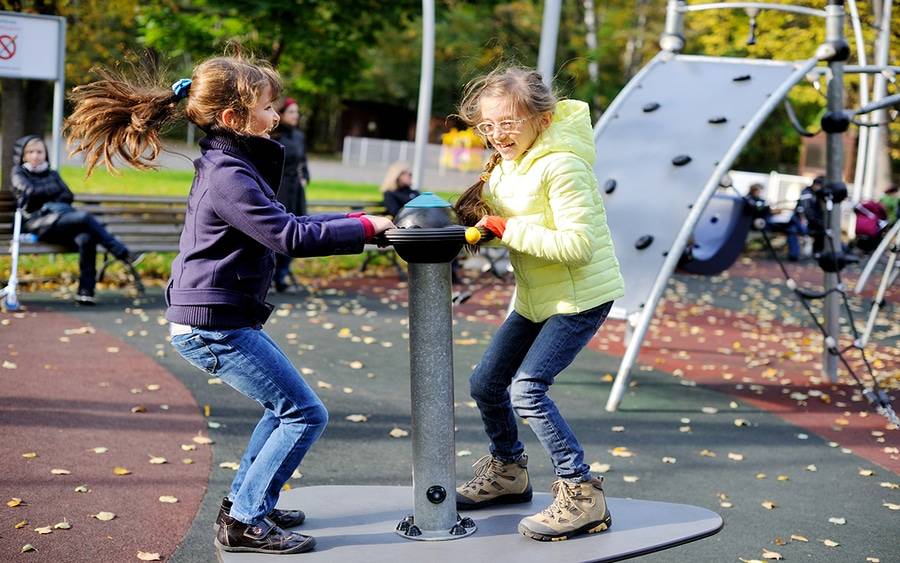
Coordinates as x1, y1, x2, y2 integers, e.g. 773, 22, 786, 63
517, 477, 612, 541
456, 454, 532, 509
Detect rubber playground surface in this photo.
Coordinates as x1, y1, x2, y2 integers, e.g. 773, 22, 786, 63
1, 255, 897, 562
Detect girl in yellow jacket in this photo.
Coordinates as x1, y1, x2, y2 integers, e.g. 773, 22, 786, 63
454, 66, 624, 542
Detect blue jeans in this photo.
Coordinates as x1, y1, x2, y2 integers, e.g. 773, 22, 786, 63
170, 327, 328, 525
41, 211, 129, 294
785, 217, 807, 260
469, 302, 613, 482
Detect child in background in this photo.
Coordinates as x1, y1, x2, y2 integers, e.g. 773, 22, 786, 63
453, 66, 624, 542
65, 54, 393, 555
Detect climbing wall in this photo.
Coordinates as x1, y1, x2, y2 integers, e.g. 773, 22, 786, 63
594, 53, 810, 317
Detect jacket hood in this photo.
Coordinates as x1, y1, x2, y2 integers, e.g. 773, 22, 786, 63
518, 99, 595, 171
12, 135, 47, 168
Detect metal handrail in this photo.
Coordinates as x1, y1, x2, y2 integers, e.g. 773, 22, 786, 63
678, 2, 827, 18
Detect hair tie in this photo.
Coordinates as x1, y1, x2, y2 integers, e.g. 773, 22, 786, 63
171, 78, 192, 101
479, 172, 491, 182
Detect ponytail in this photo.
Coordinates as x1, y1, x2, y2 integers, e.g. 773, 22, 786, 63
66, 67, 183, 176
454, 151, 501, 226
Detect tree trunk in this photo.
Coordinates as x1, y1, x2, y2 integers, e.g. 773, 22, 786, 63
622, 0, 649, 80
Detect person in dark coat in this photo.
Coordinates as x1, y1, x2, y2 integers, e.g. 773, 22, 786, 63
380, 161, 419, 217
9, 135, 136, 304
787, 176, 826, 260
271, 97, 310, 292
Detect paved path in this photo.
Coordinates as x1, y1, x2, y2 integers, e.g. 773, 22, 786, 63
1, 258, 897, 562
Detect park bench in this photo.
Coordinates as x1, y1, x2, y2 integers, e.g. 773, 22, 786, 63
0, 191, 399, 303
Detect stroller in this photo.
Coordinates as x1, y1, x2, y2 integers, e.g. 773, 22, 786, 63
853, 200, 890, 253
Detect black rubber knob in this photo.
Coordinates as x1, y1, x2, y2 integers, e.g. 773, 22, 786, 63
642, 102, 660, 113
426, 485, 446, 504
733, 74, 751, 82
604, 179, 617, 194
708, 116, 727, 124
672, 155, 692, 166
635, 235, 654, 250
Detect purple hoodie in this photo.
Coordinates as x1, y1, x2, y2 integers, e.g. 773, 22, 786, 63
165, 132, 366, 328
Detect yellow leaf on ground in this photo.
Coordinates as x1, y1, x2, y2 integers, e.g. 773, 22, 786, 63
761, 500, 777, 510
148, 456, 167, 465
828, 517, 846, 525
790, 534, 808, 542
74, 485, 90, 493
91, 447, 108, 454
53, 521, 71, 530
762, 549, 783, 560
137, 551, 162, 561
7, 498, 23, 507
113, 467, 131, 476
727, 453, 744, 461
21, 452, 37, 459
21, 544, 35, 553
609, 447, 634, 457
389, 427, 409, 438
700, 449, 717, 458
345, 414, 368, 423
158, 496, 178, 503
623, 475, 639, 483
15, 520, 27, 529
192, 435, 213, 445
859, 468, 875, 477
50, 469, 71, 475
822, 539, 840, 547
219, 462, 240, 471
93, 512, 116, 521
316, 381, 333, 389
181, 444, 196, 451
883, 502, 900, 510
34, 526, 52, 534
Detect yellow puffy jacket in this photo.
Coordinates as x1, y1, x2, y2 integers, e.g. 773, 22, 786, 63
485, 99, 624, 322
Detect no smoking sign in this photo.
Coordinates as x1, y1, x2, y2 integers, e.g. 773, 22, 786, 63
0, 34, 16, 60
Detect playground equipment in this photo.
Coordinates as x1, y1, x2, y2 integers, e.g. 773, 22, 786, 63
599, 0, 897, 421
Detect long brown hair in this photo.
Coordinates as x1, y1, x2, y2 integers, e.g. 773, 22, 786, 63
453, 66, 557, 226
66, 54, 281, 175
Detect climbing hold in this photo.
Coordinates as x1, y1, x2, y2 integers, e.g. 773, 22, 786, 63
604, 179, 617, 194
710, 215, 719, 224
708, 116, 727, 124
642, 102, 660, 113
672, 155, 692, 166
635, 235, 654, 250
733, 74, 751, 82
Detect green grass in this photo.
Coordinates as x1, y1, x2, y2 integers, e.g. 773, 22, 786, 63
59, 166, 455, 201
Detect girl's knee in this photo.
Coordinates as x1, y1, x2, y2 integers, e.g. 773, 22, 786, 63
469, 373, 500, 403
510, 380, 546, 414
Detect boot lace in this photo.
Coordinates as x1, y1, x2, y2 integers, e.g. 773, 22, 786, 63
541, 480, 581, 519
461, 455, 505, 490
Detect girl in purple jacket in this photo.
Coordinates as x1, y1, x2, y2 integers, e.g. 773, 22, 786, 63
66, 55, 394, 555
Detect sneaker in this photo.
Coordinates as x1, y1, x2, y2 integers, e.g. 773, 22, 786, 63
74, 290, 96, 306
216, 497, 305, 530
517, 477, 612, 541
456, 454, 532, 509
215, 513, 315, 554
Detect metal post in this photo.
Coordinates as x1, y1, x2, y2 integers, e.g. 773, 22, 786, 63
537, 0, 561, 87
822, 0, 846, 382
861, 0, 892, 201
660, 0, 686, 52
412, 0, 435, 191
400, 262, 474, 540
51, 16, 66, 168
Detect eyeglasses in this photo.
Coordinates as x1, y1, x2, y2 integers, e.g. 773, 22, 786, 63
474, 118, 530, 136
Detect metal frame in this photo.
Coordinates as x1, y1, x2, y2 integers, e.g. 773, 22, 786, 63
853, 220, 899, 348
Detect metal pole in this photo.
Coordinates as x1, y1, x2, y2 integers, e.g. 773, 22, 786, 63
861, 0, 892, 202
822, 0, 846, 382
660, 0, 686, 52
412, 0, 435, 191
537, 0, 561, 87
846, 0, 869, 203
51, 16, 66, 168
407, 262, 458, 535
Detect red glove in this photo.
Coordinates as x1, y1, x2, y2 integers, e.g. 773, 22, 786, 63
481, 216, 507, 239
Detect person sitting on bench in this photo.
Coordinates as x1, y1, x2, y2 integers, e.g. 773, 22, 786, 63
9, 135, 138, 305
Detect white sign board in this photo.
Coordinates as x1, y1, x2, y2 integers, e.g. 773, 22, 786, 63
0, 12, 63, 81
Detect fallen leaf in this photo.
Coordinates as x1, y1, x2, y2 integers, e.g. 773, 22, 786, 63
316, 381, 333, 389
2, 360, 17, 369
761, 549, 783, 560
7, 498, 23, 507
389, 427, 409, 438
859, 468, 875, 477
50, 468, 71, 475
92, 511, 116, 521
806, 464, 817, 472
611, 426, 625, 432
727, 452, 744, 461
181, 444, 196, 451
291, 469, 302, 479
146, 384, 160, 391
113, 467, 131, 476
207, 377, 223, 385
148, 456, 167, 465
192, 435, 213, 445
131, 405, 147, 414
761, 500, 777, 510
609, 447, 634, 458
701, 406, 719, 414
137, 552, 162, 561
700, 449, 717, 458
15, 520, 27, 529
457, 450, 472, 457
21, 452, 37, 459
182, 459, 193, 465
74, 485, 90, 493
734, 418, 749, 427
219, 462, 240, 471
790, 534, 808, 542
883, 502, 900, 510
158, 496, 178, 504
34, 526, 52, 534
53, 521, 71, 530
662, 456, 677, 464
623, 475, 639, 483
349, 361, 364, 369
21, 544, 35, 553
821, 539, 840, 547
345, 414, 368, 423
91, 447, 108, 454
828, 517, 846, 525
